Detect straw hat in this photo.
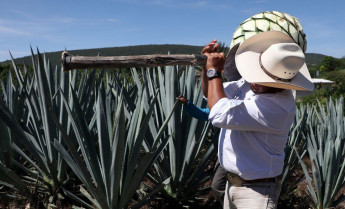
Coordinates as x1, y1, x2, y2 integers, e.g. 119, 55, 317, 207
235, 31, 314, 91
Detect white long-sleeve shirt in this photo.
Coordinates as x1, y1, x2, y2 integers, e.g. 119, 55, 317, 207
208, 79, 296, 180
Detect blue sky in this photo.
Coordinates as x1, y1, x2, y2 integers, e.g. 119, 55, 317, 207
1, 0, 344, 62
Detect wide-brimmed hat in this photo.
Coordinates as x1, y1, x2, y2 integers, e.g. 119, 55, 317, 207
235, 31, 314, 91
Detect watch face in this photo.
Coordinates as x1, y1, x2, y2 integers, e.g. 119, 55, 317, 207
207, 70, 215, 77
207, 69, 218, 78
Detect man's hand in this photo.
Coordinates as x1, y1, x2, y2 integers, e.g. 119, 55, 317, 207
201, 39, 219, 55
204, 52, 226, 71
176, 95, 188, 105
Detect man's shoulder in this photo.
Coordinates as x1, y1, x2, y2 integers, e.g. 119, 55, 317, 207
223, 78, 246, 88
223, 79, 250, 98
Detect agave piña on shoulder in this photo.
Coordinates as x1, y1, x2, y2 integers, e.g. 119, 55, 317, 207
230, 11, 307, 52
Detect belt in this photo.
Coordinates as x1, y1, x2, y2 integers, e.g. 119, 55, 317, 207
226, 172, 275, 187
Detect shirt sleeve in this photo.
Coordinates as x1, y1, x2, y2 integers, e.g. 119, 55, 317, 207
185, 101, 209, 121
208, 97, 291, 134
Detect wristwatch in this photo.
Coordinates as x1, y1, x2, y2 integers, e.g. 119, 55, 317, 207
207, 68, 221, 79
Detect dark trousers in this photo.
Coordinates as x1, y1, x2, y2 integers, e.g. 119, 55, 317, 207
212, 159, 226, 207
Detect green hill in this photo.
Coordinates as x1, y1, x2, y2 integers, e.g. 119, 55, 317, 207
0, 44, 325, 68
305, 53, 326, 66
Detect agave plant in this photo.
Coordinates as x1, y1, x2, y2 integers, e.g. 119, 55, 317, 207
0, 48, 178, 208
279, 104, 308, 204
0, 118, 12, 170
0, 163, 32, 199
0, 49, 104, 206
129, 66, 218, 205
0, 62, 36, 203
0, 100, 32, 200
0, 71, 16, 169
51, 70, 175, 208
297, 97, 345, 209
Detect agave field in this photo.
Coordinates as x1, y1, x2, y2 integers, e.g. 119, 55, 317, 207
0, 50, 345, 209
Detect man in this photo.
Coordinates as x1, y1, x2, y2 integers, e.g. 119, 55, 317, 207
177, 42, 241, 206
202, 31, 314, 208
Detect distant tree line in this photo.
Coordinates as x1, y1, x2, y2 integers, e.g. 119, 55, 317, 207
300, 55, 345, 104
320, 56, 345, 72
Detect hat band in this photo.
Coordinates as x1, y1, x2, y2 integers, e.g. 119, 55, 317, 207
259, 53, 292, 82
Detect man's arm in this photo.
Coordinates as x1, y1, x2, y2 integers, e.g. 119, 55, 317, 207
185, 101, 209, 121
202, 65, 209, 98
204, 52, 227, 110
177, 95, 209, 121
201, 40, 219, 98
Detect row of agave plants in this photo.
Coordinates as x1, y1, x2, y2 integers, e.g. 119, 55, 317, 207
0, 49, 217, 208
0, 49, 344, 209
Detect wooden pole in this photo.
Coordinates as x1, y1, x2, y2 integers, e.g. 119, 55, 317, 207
61, 51, 207, 72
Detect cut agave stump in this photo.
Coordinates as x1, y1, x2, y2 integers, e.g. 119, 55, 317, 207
61, 51, 207, 72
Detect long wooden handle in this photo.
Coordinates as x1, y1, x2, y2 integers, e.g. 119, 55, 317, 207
61, 51, 207, 72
